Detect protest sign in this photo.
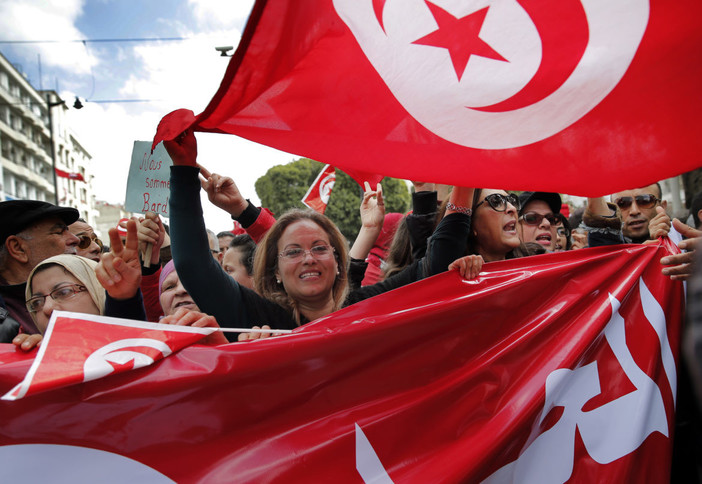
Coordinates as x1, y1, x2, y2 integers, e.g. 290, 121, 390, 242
125, 141, 172, 217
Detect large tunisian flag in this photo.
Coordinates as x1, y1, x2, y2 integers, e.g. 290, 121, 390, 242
153, 0, 702, 195
0, 241, 684, 482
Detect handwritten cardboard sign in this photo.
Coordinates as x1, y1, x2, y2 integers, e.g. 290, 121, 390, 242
125, 141, 173, 217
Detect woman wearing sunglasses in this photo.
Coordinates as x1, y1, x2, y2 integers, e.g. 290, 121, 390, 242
69, 219, 104, 262
464, 189, 522, 261
516, 192, 562, 251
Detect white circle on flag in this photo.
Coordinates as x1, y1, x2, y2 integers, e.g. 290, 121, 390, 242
0, 444, 174, 483
319, 173, 336, 204
83, 338, 172, 382
333, 0, 649, 148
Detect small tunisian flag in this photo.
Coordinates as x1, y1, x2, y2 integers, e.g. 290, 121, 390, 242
55, 168, 85, 182
153, 0, 702, 195
302, 164, 336, 213
2, 311, 215, 400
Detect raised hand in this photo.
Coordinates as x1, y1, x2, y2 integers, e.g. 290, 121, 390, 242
660, 219, 701, 280
163, 129, 197, 167
136, 211, 166, 266
360, 181, 385, 230
648, 206, 672, 239
160, 307, 229, 345
95, 220, 142, 300
199, 165, 249, 217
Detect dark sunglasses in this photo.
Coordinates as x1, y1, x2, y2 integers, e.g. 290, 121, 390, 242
475, 193, 520, 212
520, 212, 558, 226
77, 235, 104, 250
613, 194, 659, 210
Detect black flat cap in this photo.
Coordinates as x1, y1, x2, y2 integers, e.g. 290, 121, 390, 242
518, 192, 562, 215
0, 200, 79, 244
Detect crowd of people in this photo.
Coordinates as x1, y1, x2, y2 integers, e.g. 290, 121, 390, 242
1, 131, 701, 477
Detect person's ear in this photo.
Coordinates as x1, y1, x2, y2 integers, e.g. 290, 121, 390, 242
274, 270, 281, 285
5, 236, 29, 264
659, 200, 667, 211
697, 209, 702, 230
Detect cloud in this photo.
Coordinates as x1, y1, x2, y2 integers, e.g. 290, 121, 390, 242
187, 0, 254, 31
0, 0, 99, 76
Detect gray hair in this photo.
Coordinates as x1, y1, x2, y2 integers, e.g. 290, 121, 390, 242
206, 229, 220, 252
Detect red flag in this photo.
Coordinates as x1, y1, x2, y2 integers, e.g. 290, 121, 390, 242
1, 311, 215, 400
302, 164, 336, 213
0, 242, 684, 481
55, 168, 85, 182
153, 0, 702, 195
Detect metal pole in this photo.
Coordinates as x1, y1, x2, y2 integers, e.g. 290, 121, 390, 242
46, 93, 59, 205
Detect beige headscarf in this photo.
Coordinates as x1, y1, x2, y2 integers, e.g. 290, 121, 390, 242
25, 255, 106, 321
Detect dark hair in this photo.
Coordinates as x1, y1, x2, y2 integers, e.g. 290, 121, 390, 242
253, 209, 349, 324
690, 191, 702, 229
217, 231, 235, 239
228, 234, 256, 276
383, 218, 412, 279
554, 213, 572, 250
509, 242, 547, 258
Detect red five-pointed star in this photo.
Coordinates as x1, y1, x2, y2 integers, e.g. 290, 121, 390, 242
412, 2, 508, 81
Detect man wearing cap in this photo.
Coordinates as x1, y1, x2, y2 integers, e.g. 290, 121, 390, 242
517, 191, 562, 251
0, 200, 80, 340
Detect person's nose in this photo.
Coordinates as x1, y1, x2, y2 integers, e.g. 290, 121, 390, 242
301, 250, 317, 263
629, 200, 641, 216
540, 217, 552, 229
175, 280, 189, 296
505, 202, 517, 215
42, 296, 57, 319
65, 231, 80, 247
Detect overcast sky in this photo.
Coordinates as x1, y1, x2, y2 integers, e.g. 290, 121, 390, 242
0, 0, 297, 231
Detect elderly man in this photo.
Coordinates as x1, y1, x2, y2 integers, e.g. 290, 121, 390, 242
0, 200, 79, 340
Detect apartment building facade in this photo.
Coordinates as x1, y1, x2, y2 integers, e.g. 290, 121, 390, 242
0, 51, 98, 227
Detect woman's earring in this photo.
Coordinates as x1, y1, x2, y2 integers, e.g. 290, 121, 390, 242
276, 278, 281, 284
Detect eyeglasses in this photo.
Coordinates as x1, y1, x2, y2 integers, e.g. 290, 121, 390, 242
557, 227, 570, 237
26, 284, 88, 313
77, 235, 103, 251
613, 194, 659, 210
475, 193, 520, 212
520, 212, 558, 226
278, 244, 334, 262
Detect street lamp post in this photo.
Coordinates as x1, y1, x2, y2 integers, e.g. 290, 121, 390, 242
46, 93, 65, 205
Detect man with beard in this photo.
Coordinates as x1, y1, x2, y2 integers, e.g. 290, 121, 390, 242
611, 182, 666, 243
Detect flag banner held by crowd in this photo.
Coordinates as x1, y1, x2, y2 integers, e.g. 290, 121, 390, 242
0, 241, 684, 482
54, 168, 85, 182
1, 311, 215, 401
302, 164, 336, 213
153, 0, 702, 195
125, 141, 173, 217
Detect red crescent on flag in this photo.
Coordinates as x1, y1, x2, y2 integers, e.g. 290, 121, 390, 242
373, 0, 388, 32
474, 0, 589, 112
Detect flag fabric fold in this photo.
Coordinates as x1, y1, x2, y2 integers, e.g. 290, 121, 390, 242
0, 242, 684, 482
2, 311, 215, 401
153, 0, 702, 194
